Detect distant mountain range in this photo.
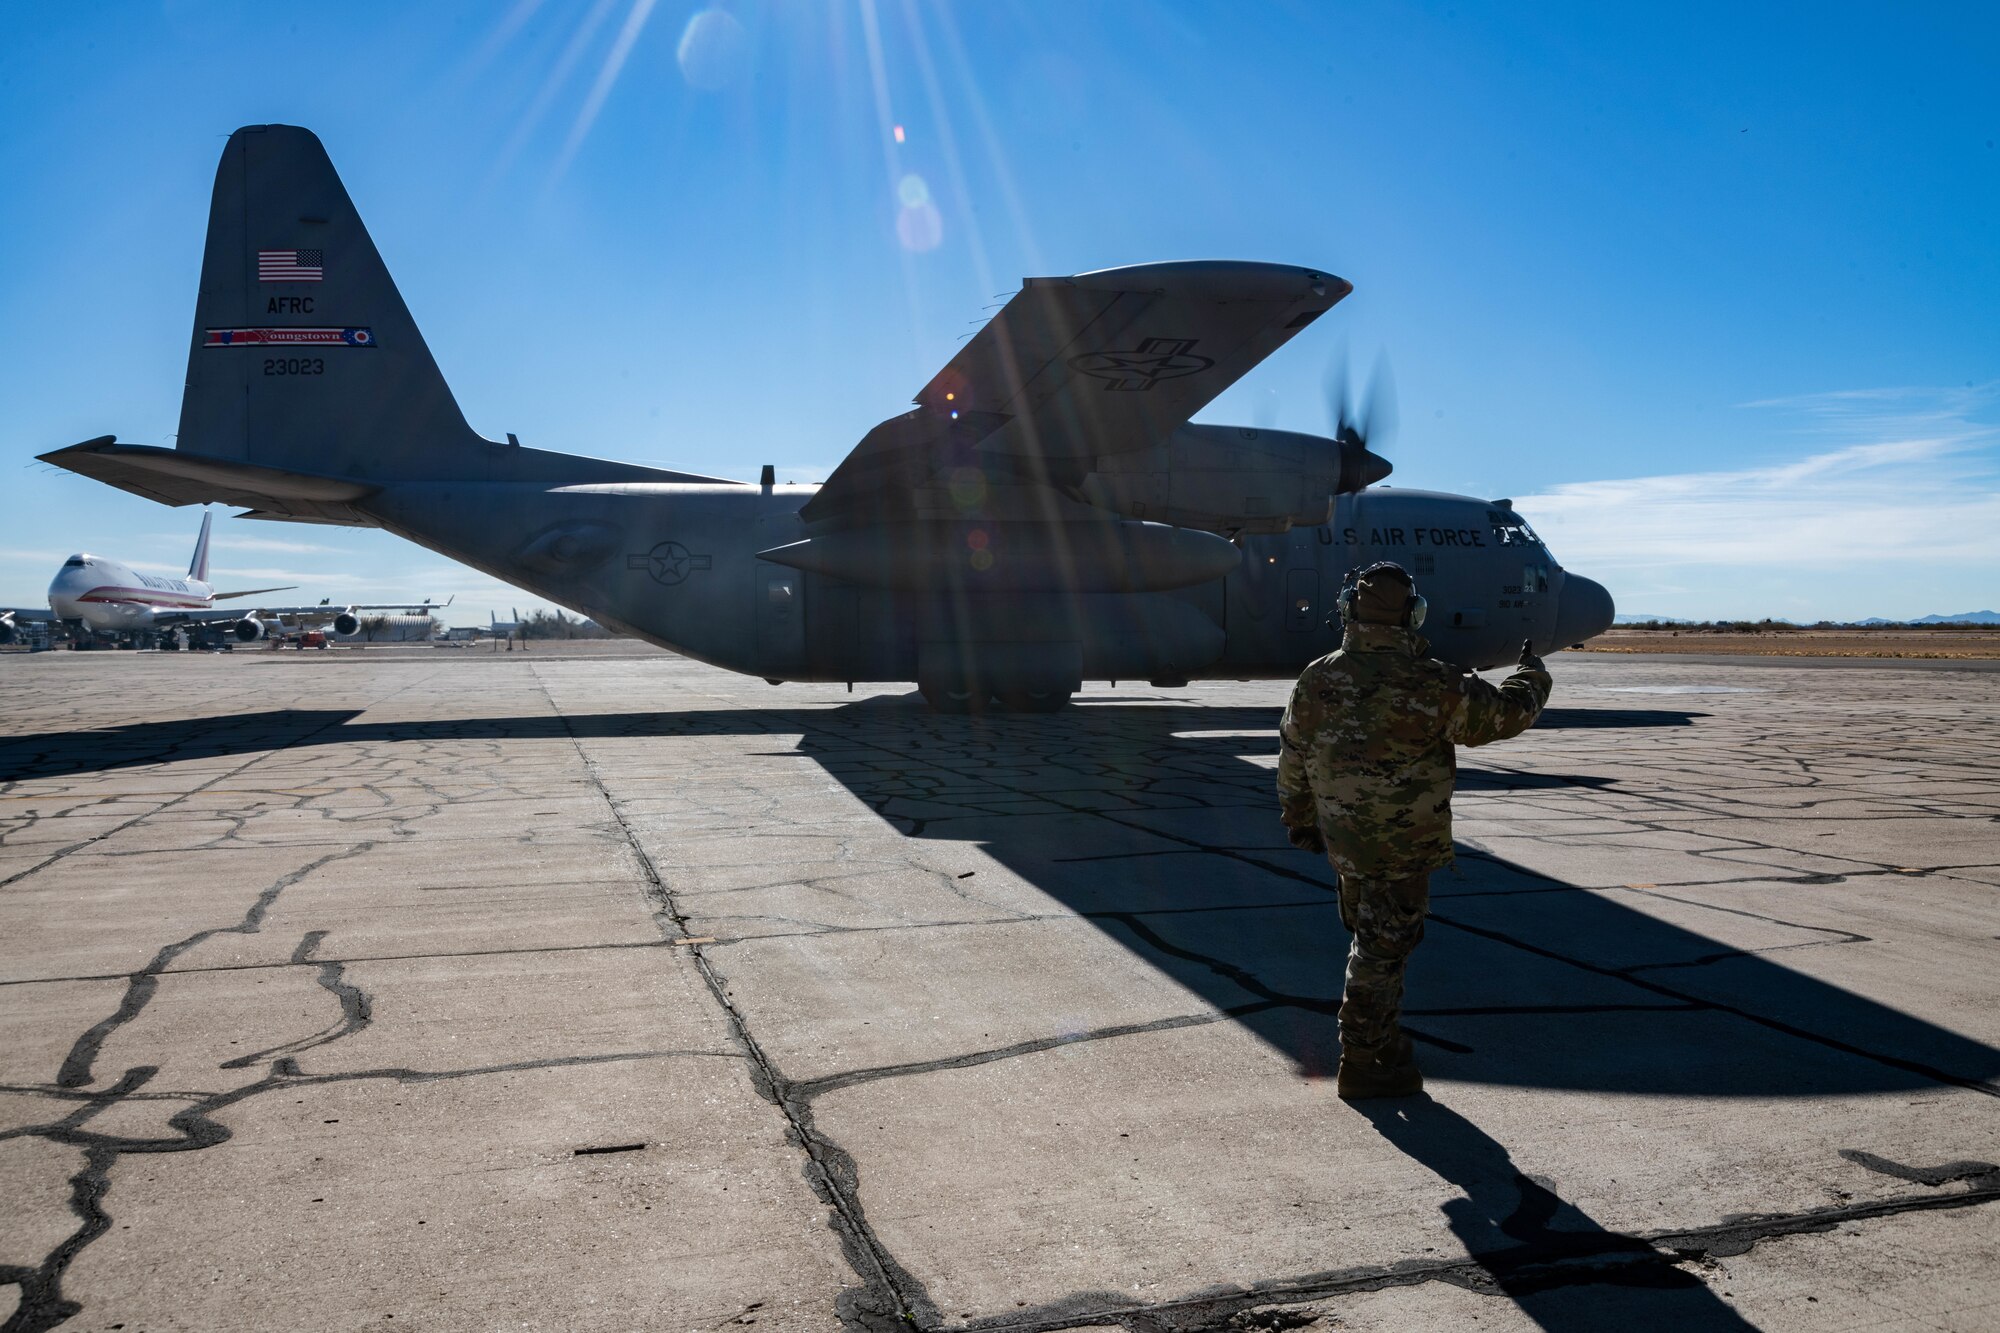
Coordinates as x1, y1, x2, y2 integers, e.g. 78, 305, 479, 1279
1856, 611, 2000, 625
1616, 611, 1999, 626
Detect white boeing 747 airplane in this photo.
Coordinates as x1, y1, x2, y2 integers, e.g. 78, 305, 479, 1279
1, 512, 444, 646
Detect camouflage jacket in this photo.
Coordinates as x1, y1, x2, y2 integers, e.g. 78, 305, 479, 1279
1277, 623, 1552, 879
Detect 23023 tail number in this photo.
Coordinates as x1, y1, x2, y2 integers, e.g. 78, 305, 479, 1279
262, 357, 325, 376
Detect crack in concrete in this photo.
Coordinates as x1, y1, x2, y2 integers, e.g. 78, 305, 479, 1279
790, 1004, 1280, 1100
0, 708, 369, 890
0, 669, 645, 1332
219, 933, 372, 1070
537, 667, 925, 1332
0, 936, 679, 988
1838, 1148, 2000, 1189
55, 844, 373, 1089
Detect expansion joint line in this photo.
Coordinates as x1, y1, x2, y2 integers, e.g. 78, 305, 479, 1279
533, 667, 921, 1332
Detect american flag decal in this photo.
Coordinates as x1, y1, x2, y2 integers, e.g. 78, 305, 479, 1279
258, 249, 324, 282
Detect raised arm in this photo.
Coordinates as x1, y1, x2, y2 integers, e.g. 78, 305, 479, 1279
1446, 639, 1553, 748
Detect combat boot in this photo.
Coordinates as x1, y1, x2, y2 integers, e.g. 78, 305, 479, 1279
1336, 1032, 1422, 1100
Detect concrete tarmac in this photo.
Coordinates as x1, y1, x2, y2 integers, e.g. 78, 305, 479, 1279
1, 647, 1995, 1332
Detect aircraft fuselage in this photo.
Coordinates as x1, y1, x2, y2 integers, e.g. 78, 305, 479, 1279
47, 557, 215, 634
364, 480, 1614, 690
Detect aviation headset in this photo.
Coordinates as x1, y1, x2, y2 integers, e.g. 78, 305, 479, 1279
1335, 562, 1428, 630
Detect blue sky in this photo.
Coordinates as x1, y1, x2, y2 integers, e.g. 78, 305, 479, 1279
2, 1, 1995, 622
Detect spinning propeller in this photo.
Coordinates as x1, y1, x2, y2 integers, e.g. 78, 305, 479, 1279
1326, 350, 1396, 492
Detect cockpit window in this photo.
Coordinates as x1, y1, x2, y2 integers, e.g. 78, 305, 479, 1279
1489, 520, 1543, 548
62, 556, 86, 568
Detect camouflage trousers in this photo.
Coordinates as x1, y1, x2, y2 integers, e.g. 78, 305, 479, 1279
1335, 872, 1431, 1054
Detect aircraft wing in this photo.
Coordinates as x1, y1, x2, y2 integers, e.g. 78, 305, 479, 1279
800, 261, 1349, 526
2, 607, 55, 644
156, 602, 441, 627
211, 585, 298, 601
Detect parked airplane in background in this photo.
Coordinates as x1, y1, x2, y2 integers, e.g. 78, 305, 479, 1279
490, 608, 525, 637
42, 125, 1615, 706
1, 511, 445, 647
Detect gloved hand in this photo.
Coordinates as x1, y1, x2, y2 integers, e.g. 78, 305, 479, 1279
1519, 638, 1545, 673
1287, 824, 1326, 854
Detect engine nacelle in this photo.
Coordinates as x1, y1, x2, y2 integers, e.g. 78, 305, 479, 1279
233, 616, 268, 642
332, 612, 360, 637
1075, 424, 1391, 535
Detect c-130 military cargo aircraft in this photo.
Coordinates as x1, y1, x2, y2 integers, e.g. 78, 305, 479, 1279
43, 125, 1614, 709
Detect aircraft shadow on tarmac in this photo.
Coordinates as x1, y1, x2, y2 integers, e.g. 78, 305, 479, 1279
0, 704, 1700, 783
1532, 706, 1707, 729
4, 700, 1993, 1106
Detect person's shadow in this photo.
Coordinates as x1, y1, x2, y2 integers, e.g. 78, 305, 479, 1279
1356, 1095, 1759, 1330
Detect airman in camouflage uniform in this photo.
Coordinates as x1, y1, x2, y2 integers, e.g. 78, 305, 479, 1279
1278, 561, 1551, 1099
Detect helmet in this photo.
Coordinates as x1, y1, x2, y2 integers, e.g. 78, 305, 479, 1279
1336, 561, 1428, 629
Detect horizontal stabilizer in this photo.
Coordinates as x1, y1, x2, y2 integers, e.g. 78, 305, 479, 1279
39, 437, 379, 525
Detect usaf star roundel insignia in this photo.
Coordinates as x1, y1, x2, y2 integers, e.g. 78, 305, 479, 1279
626, 540, 712, 586
1068, 337, 1214, 392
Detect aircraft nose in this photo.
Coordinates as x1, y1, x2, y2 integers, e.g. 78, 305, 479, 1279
1553, 573, 1616, 647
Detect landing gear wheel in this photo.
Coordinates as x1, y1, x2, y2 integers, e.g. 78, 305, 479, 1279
998, 689, 1072, 713
920, 682, 986, 714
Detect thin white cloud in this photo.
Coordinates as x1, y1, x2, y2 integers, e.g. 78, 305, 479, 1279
1518, 388, 2000, 575
124, 560, 359, 583
213, 536, 342, 555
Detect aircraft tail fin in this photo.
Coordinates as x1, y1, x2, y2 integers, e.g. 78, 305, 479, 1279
41, 126, 742, 515
177, 125, 480, 480
187, 510, 213, 581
